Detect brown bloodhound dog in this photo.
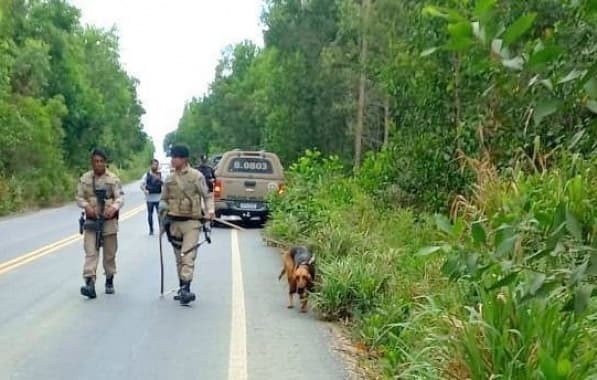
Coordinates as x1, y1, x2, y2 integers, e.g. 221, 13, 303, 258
278, 246, 315, 312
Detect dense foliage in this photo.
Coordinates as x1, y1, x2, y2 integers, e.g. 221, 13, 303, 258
170, 0, 596, 210
0, 0, 152, 214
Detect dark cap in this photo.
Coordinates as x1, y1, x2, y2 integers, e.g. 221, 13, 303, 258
90, 148, 107, 160
170, 145, 189, 158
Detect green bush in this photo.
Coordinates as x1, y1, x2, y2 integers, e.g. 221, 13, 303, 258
420, 155, 597, 379
448, 287, 597, 380
314, 253, 390, 320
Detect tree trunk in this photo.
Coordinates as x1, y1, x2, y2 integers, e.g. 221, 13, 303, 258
454, 53, 462, 149
355, 0, 369, 170
383, 94, 390, 146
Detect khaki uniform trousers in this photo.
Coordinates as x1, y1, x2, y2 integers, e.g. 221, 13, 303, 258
83, 231, 118, 279
169, 220, 201, 282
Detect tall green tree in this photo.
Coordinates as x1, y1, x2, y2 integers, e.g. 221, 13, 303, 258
0, 0, 151, 213
171, 0, 596, 208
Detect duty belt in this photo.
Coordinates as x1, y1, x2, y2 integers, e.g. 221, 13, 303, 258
169, 216, 198, 222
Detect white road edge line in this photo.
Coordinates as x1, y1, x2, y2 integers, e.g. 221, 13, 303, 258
228, 229, 248, 380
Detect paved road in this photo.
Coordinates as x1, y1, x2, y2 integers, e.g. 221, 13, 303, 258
0, 183, 350, 380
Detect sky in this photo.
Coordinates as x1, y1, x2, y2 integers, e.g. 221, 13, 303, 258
67, 0, 265, 161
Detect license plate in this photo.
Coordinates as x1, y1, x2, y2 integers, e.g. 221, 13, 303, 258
240, 202, 257, 210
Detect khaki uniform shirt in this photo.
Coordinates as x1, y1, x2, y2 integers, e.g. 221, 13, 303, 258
75, 170, 124, 234
161, 165, 214, 219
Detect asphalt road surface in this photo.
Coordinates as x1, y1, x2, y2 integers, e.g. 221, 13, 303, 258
0, 183, 350, 380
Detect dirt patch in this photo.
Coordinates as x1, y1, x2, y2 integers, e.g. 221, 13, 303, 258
325, 321, 385, 380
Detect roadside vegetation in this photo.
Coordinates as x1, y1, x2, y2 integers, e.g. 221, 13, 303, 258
249, 0, 595, 378
265, 150, 597, 378
166, 0, 597, 377
0, 0, 152, 215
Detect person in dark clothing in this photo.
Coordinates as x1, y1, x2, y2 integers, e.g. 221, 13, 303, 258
140, 158, 163, 235
195, 154, 216, 193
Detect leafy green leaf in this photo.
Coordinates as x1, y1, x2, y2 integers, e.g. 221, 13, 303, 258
571, 260, 588, 284
586, 100, 597, 114
557, 69, 585, 84
556, 359, 573, 379
574, 285, 594, 315
466, 253, 479, 274
417, 246, 441, 256
568, 129, 585, 150
422, 6, 465, 22
420, 47, 438, 57
474, 0, 496, 18
554, 202, 567, 230
540, 79, 554, 92
584, 77, 597, 98
422, 5, 447, 18
441, 256, 462, 280
445, 37, 474, 51
495, 235, 517, 258
534, 100, 561, 125
528, 272, 546, 295
528, 44, 562, 70
487, 272, 519, 290
533, 282, 561, 299
565, 208, 583, 240
435, 214, 454, 236
539, 350, 558, 379
503, 13, 537, 46
448, 22, 473, 39
471, 222, 487, 245
495, 224, 514, 245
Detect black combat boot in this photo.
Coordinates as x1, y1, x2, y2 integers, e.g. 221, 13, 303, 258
173, 279, 183, 301
105, 276, 115, 294
80, 277, 96, 299
179, 281, 196, 305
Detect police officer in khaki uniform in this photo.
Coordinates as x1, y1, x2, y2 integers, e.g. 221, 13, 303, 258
76, 148, 124, 299
159, 145, 214, 305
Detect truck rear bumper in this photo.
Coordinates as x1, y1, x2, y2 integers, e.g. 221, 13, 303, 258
215, 200, 269, 222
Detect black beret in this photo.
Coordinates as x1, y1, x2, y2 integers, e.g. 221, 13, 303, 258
170, 145, 189, 158
90, 148, 107, 160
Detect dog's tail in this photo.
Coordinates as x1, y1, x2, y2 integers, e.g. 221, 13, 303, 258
277, 267, 286, 281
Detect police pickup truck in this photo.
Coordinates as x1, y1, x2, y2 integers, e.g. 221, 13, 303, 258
213, 150, 284, 225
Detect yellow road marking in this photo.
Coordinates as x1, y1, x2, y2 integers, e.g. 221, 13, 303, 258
0, 235, 81, 271
0, 204, 146, 275
228, 229, 248, 380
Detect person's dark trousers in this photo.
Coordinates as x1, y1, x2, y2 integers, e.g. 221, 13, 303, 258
147, 201, 159, 235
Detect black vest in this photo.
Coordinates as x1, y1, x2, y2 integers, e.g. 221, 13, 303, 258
145, 172, 162, 194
